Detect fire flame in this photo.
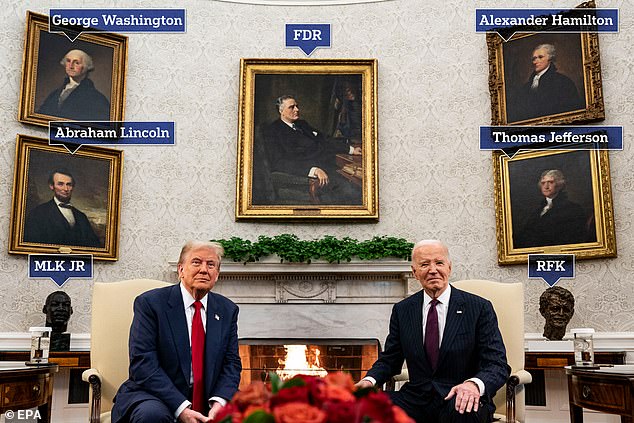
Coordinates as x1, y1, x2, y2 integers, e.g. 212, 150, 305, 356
276, 345, 328, 380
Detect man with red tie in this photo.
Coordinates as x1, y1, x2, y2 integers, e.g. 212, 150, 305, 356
111, 241, 241, 423
357, 240, 509, 423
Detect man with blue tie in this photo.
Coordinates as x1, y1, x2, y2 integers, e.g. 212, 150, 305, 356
357, 240, 509, 423
111, 241, 241, 423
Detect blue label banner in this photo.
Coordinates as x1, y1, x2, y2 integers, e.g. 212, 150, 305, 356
528, 254, 575, 287
50, 9, 186, 41
29, 254, 93, 287
286, 24, 331, 56
480, 126, 622, 157
476, 8, 618, 41
49, 121, 175, 153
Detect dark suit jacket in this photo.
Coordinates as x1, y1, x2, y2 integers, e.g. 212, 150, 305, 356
23, 199, 100, 247
111, 284, 241, 422
366, 286, 510, 413
514, 191, 593, 248
509, 65, 584, 122
263, 119, 350, 177
38, 77, 110, 121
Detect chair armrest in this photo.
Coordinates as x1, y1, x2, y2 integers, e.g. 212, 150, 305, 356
506, 369, 532, 423
82, 368, 103, 423
511, 369, 532, 386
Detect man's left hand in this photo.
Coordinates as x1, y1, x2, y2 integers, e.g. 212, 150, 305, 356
444, 381, 481, 414
352, 146, 362, 155
208, 401, 223, 420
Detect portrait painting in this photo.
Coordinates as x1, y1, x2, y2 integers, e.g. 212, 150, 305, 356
9, 134, 123, 260
493, 149, 616, 265
18, 11, 128, 127
487, 30, 604, 125
235, 58, 378, 220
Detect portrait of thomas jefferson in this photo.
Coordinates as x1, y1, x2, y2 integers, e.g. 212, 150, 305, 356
503, 34, 586, 123
34, 31, 113, 122
509, 151, 597, 250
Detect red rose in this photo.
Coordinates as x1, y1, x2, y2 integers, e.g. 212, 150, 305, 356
314, 384, 356, 404
232, 381, 271, 411
211, 403, 241, 423
322, 400, 357, 423
358, 391, 395, 423
324, 372, 355, 391
270, 385, 310, 408
273, 401, 327, 423
392, 405, 415, 423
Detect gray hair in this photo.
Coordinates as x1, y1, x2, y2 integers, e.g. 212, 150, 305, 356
275, 95, 295, 112
411, 239, 451, 263
178, 241, 224, 265
539, 169, 566, 190
60, 49, 94, 72
534, 44, 556, 63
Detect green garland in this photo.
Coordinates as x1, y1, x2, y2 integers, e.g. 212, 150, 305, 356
211, 234, 413, 264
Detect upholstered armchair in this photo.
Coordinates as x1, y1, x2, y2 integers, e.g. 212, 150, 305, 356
82, 279, 171, 423
391, 280, 532, 423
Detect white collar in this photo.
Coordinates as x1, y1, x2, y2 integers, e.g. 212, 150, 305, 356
179, 282, 208, 311
424, 284, 451, 305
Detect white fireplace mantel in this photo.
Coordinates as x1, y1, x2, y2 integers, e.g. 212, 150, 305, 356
169, 258, 413, 275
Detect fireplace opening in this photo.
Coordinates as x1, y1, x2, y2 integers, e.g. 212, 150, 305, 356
238, 338, 381, 389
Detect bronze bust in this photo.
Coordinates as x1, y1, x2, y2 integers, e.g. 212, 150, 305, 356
539, 286, 574, 340
42, 291, 73, 351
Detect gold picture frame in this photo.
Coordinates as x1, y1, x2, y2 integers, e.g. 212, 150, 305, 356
235, 58, 378, 220
493, 149, 616, 265
18, 11, 128, 126
9, 134, 123, 261
487, 2, 605, 125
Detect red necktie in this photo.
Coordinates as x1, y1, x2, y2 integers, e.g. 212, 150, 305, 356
424, 299, 439, 370
191, 300, 205, 413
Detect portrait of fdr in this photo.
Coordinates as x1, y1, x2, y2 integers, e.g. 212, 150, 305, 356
251, 74, 364, 206
503, 34, 586, 123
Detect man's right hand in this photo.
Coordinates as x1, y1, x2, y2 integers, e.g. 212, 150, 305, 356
178, 407, 210, 423
314, 168, 329, 187
354, 379, 373, 390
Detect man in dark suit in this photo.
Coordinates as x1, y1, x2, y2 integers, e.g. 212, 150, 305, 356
262, 95, 362, 205
357, 240, 510, 423
111, 241, 241, 423
508, 44, 585, 123
37, 49, 110, 121
24, 169, 101, 248
514, 169, 593, 248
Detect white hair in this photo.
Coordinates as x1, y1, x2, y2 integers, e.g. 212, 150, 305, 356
534, 44, 556, 62
60, 49, 94, 72
178, 240, 224, 265
411, 239, 451, 263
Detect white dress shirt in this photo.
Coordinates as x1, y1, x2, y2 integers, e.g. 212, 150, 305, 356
53, 197, 75, 227
175, 283, 226, 419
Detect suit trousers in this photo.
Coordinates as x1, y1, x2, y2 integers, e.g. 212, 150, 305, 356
388, 389, 491, 423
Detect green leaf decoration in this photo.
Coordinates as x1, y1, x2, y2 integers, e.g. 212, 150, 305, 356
243, 410, 275, 423
211, 235, 413, 264
269, 371, 283, 394
280, 377, 307, 390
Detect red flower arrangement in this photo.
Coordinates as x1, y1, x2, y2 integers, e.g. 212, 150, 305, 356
213, 372, 414, 423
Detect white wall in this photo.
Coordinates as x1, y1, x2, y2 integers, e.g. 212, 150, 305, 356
0, 0, 632, 338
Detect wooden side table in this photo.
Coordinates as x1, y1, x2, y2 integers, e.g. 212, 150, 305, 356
0, 362, 58, 423
566, 365, 634, 422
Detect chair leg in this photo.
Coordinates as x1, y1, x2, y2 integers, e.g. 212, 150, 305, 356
506, 375, 519, 423
87, 374, 102, 423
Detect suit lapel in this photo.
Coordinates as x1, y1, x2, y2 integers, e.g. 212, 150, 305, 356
438, 286, 466, 369
205, 293, 222, 395
166, 285, 191, 383
406, 291, 430, 370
